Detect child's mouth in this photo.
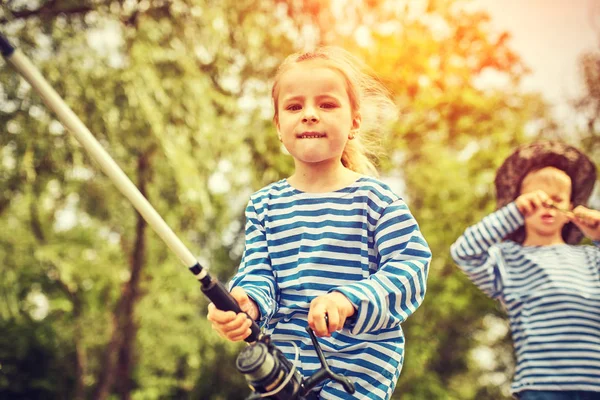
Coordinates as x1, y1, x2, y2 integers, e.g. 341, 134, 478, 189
297, 132, 326, 139
541, 214, 555, 223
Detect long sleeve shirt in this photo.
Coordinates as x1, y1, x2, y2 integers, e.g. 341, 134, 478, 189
451, 202, 600, 395
230, 177, 431, 400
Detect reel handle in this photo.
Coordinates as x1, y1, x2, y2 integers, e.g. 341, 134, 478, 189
301, 326, 355, 395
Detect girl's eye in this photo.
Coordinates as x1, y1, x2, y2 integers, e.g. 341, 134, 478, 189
321, 103, 337, 109
286, 104, 301, 111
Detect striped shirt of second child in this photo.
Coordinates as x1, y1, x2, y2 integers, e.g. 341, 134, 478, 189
451, 202, 600, 395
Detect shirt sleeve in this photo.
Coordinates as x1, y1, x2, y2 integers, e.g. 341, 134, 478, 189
332, 199, 431, 335
229, 199, 278, 328
449, 202, 524, 299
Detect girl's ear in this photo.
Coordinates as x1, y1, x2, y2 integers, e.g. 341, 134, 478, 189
275, 117, 282, 141
352, 112, 362, 131
348, 113, 361, 140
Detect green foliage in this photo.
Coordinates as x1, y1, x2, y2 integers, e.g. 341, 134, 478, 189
0, 318, 72, 399
1, 0, 594, 399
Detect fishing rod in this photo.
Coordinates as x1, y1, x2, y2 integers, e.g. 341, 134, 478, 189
0, 31, 260, 342
0, 32, 354, 399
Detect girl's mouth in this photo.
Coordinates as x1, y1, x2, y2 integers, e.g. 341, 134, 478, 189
297, 132, 326, 139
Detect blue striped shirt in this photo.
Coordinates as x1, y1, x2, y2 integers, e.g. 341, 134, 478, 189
450, 202, 600, 395
230, 177, 431, 400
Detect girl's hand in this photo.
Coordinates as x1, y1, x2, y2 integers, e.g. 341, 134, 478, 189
207, 287, 259, 342
515, 190, 550, 217
570, 206, 600, 241
308, 292, 355, 337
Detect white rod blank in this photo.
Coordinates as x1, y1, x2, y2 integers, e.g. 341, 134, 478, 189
5, 49, 201, 271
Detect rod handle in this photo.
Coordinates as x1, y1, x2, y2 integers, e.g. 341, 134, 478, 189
201, 278, 261, 343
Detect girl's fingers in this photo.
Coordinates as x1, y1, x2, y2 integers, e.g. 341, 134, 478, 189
208, 308, 252, 340
315, 315, 329, 336
208, 307, 237, 324
308, 294, 353, 336
207, 303, 229, 322
212, 322, 251, 342
228, 330, 252, 342
223, 317, 253, 341
207, 302, 216, 316
221, 313, 249, 332
325, 309, 338, 333
207, 290, 257, 342
309, 305, 329, 336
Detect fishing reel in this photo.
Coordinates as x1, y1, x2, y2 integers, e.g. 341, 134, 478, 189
236, 326, 355, 400
197, 272, 354, 399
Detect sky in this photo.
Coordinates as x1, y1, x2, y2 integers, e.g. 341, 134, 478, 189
477, 0, 599, 129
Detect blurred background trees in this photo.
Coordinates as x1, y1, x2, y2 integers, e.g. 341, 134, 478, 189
0, 0, 597, 399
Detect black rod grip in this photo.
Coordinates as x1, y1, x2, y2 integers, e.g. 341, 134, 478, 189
201, 278, 260, 342
0, 32, 15, 57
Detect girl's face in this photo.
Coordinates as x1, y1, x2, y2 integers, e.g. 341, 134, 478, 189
520, 167, 572, 239
275, 61, 361, 170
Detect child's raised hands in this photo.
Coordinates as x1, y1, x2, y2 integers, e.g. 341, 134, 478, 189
308, 292, 355, 337
207, 287, 259, 342
515, 190, 551, 217
570, 206, 600, 241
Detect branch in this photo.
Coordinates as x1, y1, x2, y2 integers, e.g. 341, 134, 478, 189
0, 1, 97, 25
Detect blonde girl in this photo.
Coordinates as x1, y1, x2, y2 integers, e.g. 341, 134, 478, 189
208, 47, 431, 400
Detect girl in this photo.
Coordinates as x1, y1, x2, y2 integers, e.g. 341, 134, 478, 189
207, 47, 431, 400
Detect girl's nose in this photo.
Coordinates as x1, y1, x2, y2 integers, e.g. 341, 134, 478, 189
302, 107, 319, 123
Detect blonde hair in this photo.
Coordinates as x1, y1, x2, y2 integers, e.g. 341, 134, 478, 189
271, 47, 397, 176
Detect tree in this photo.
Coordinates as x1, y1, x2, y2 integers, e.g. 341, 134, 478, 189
0, 0, 563, 399
1, 1, 296, 398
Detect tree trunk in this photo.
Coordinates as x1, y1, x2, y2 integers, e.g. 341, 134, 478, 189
93, 152, 151, 400
115, 178, 148, 399
92, 306, 124, 400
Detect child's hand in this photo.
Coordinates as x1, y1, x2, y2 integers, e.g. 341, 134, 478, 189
207, 287, 259, 342
308, 292, 355, 337
570, 206, 600, 241
515, 190, 551, 217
